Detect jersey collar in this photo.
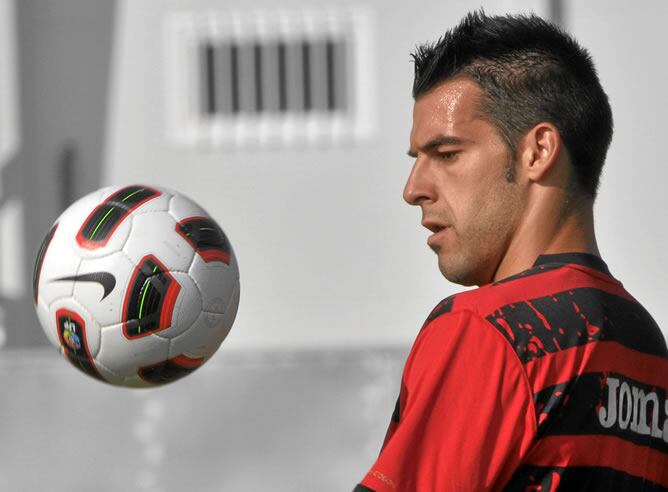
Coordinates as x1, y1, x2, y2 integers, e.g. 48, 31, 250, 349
533, 252, 611, 276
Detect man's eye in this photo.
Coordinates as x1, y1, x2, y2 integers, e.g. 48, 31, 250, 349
438, 151, 459, 160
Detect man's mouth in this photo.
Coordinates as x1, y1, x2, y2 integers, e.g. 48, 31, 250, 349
423, 220, 451, 249
421, 220, 450, 234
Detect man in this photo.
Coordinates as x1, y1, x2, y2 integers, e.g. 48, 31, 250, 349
355, 10, 668, 491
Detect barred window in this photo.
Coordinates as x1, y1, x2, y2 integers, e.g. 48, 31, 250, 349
165, 8, 376, 148
199, 38, 348, 116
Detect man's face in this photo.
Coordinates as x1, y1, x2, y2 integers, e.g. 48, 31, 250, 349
405, 77, 525, 286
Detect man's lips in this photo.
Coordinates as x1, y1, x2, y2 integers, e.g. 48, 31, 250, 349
421, 220, 450, 234
427, 226, 451, 248
422, 220, 451, 248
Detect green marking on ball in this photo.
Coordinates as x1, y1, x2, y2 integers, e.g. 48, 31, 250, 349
90, 207, 115, 240
137, 264, 160, 331
121, 188, 144, 202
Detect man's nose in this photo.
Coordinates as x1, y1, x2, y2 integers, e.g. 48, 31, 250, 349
403, 157, 434, 206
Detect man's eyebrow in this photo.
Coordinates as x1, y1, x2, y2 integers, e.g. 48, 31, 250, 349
407, 135, 467, 158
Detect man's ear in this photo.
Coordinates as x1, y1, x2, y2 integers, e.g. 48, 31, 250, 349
517, 122, 562, 183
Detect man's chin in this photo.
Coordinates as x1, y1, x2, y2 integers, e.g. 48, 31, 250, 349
438, 256, 479, 287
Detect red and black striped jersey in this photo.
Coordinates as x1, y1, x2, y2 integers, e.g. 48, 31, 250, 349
356, 252, 668, 491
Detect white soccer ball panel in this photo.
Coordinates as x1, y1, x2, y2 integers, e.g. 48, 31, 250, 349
216, 280, 240, 349
151, 271, 202, 340
124, 212, 193, 272
36, 297, 59, 348
169, 281, 239, 360
167, 192, 209, 222
72, 252, 135, 328
126, 186, 172, 214
93, 359, 125, 385
189, 253, 239, 313
36, 231, 81, 306
98, 325, 170, 377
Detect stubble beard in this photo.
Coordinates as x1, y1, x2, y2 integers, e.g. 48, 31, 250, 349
434, 230, 491, 287
434, 164, 521, 287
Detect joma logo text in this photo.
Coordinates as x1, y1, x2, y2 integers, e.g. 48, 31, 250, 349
598, 377, 668, 442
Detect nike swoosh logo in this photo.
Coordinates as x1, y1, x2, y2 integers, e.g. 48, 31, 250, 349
52, 272, 116, 300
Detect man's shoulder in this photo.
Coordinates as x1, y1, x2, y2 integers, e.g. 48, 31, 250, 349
423, 262, 555, 325
424, 260, 668, 363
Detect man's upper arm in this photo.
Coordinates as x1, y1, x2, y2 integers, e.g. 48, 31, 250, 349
358, 309, 537, 491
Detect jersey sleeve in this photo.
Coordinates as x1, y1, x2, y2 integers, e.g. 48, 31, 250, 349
358, 309, 537, 491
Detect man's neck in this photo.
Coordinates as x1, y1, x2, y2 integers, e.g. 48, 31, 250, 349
492, 204, 599, 283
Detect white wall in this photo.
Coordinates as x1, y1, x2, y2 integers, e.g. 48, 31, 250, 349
104, 0, 666, 352
567, 0, 668, 337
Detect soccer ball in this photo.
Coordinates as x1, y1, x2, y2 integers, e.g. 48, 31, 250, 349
32, 184, 240, 387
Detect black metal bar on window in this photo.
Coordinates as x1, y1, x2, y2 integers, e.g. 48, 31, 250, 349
202, 43, 217, 115
302, 40, 311, 111
326, 39, 336, 111
277, 42, 287, 112
230, 43, 240, 113
254, 43, 263, 112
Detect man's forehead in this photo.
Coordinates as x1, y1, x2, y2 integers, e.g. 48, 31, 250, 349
413, 77, 482, 120
410, 78, 483, 143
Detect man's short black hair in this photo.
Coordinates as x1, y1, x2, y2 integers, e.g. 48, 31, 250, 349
412, 10, 613, 201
